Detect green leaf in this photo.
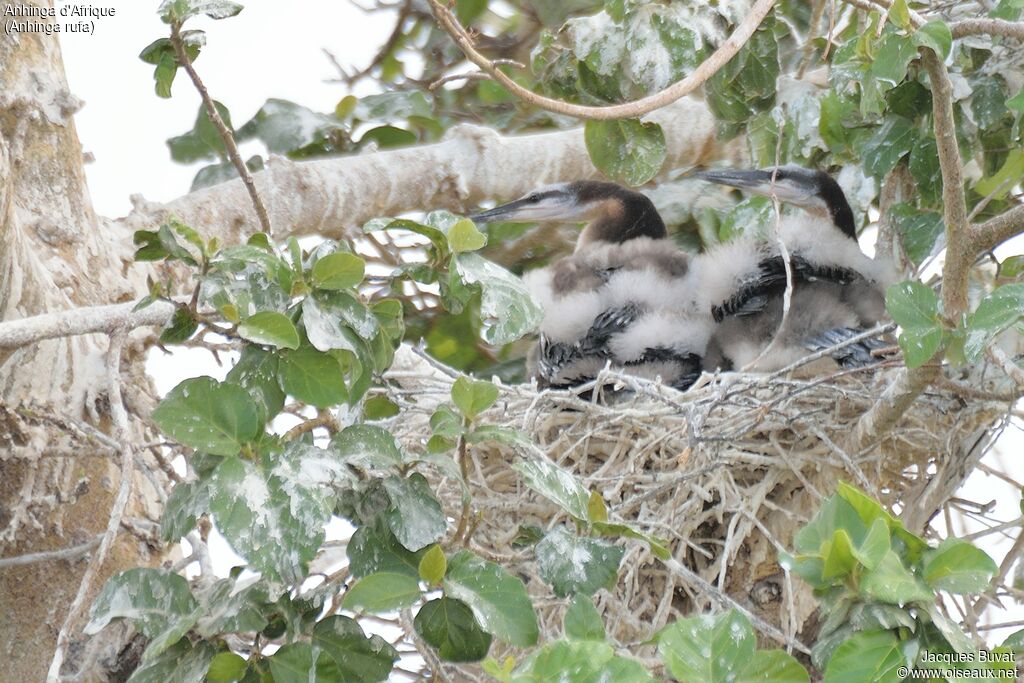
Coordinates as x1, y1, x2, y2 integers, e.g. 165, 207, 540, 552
852, 518, 891, 571
125, 640, 216, 683
158, 0, 243, 23
347, 523, 424, 578
86, 569, 197, 640
159, 307, 198, 345
419, 545, 447, 584
312, 252, 366, 290
206, 652, 247, 683
705, 17, 779, 126
364, 395, 400, 420
303, 291, 375, 352
313, 615, 399, 682
152, 377, 260, 456
965, 284, 1024, 361
190, 155, 264, 192
331, 423, 403, 469
922, 538, 998, 593
564, 595, 605, 641
267, 641, 313, 683
451, 376, 499, 421
516, 640, 654, 682
166, 101, 235, 163
194, 578, 268, 636
238, 311, 300, 350
868, 33, 918, 89
859, 550, 934, 605
885, 281, 944, 367
278, 347, 347, 408
453, 253, 543, 344
794, 494, 867, 555
975, 148, 1024, 199
913, 20, 953, 60
514, 458, 591, 521
1002, 628, 1024, 651
342, 572, 422, 613
860, 116, 917, 177
225, 345, 285, 424
160, 477, 210, 541
823, 630, 904, 683
536, 527, 624, 597
448, 218, 488, 253
354, 91, 433, 121
743, 649, 810, 682
414, 597, 493, 662
658, 610, 756, 682
236, 98, 346, 155
924, 604, 976, 655
822, 529, 857, 580
359, 125, 417, 149
383, 474, 447, 552
584, 119, 666, 186
210, 446, 340, 583
1007, 88, 1024, 113
443, 550, 539, 647
891, 204, 943, 265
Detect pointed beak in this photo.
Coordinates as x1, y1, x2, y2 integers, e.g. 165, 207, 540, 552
469, 197, 535, 223
693, 168, 818, 206
693, 168, 779, 192
470, 193, 584, 223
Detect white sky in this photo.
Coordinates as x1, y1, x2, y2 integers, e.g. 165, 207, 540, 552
56, 0, 1024, 656
59, 0, 394, 217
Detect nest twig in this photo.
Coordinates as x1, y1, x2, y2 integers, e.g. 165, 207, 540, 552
382, 346, 1015, 676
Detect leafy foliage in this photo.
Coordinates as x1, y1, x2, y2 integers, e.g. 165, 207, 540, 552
107, 0, 1024, 680
782, 482, 1006, 678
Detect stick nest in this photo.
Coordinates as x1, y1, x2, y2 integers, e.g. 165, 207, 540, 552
385, 347, 1012, 672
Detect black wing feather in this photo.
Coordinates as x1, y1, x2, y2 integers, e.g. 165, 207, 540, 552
712, 255, 863, 322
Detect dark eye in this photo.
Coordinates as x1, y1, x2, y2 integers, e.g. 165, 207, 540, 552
526, 193, 542, 203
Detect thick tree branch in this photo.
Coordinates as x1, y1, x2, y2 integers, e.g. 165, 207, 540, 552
170, 23, 273, 235
123, 98, 719, 241
971, 203, 1024, 255
845, 365, 939, 453
922, 50, 970, 321
0, 300, 175, 349
951, 18, 1024, 40
425, 0, 777, 120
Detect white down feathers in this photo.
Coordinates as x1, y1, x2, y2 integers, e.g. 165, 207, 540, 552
524, 236, 711, 387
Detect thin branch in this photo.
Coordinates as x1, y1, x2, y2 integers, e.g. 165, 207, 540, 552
429, 60, 524, 91
0, 536, 101, 568
327, 2, 412, 85
282, 411, 338, 440
47, 333, 136, 682
987, 346, 1024, 387
971, 203, 1024, 255
169, 23, 273, 235
0, 300, 175, 349
426, 0, 778, 120
951, 18, 1024, 39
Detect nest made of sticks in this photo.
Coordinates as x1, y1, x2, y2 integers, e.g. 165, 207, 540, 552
383, 345, 1013, 673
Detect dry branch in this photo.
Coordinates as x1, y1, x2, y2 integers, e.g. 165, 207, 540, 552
170, 24, 273, 236
425, 0, 778, 120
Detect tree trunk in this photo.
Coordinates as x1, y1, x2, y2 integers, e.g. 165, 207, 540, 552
0, 13, 165, 680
